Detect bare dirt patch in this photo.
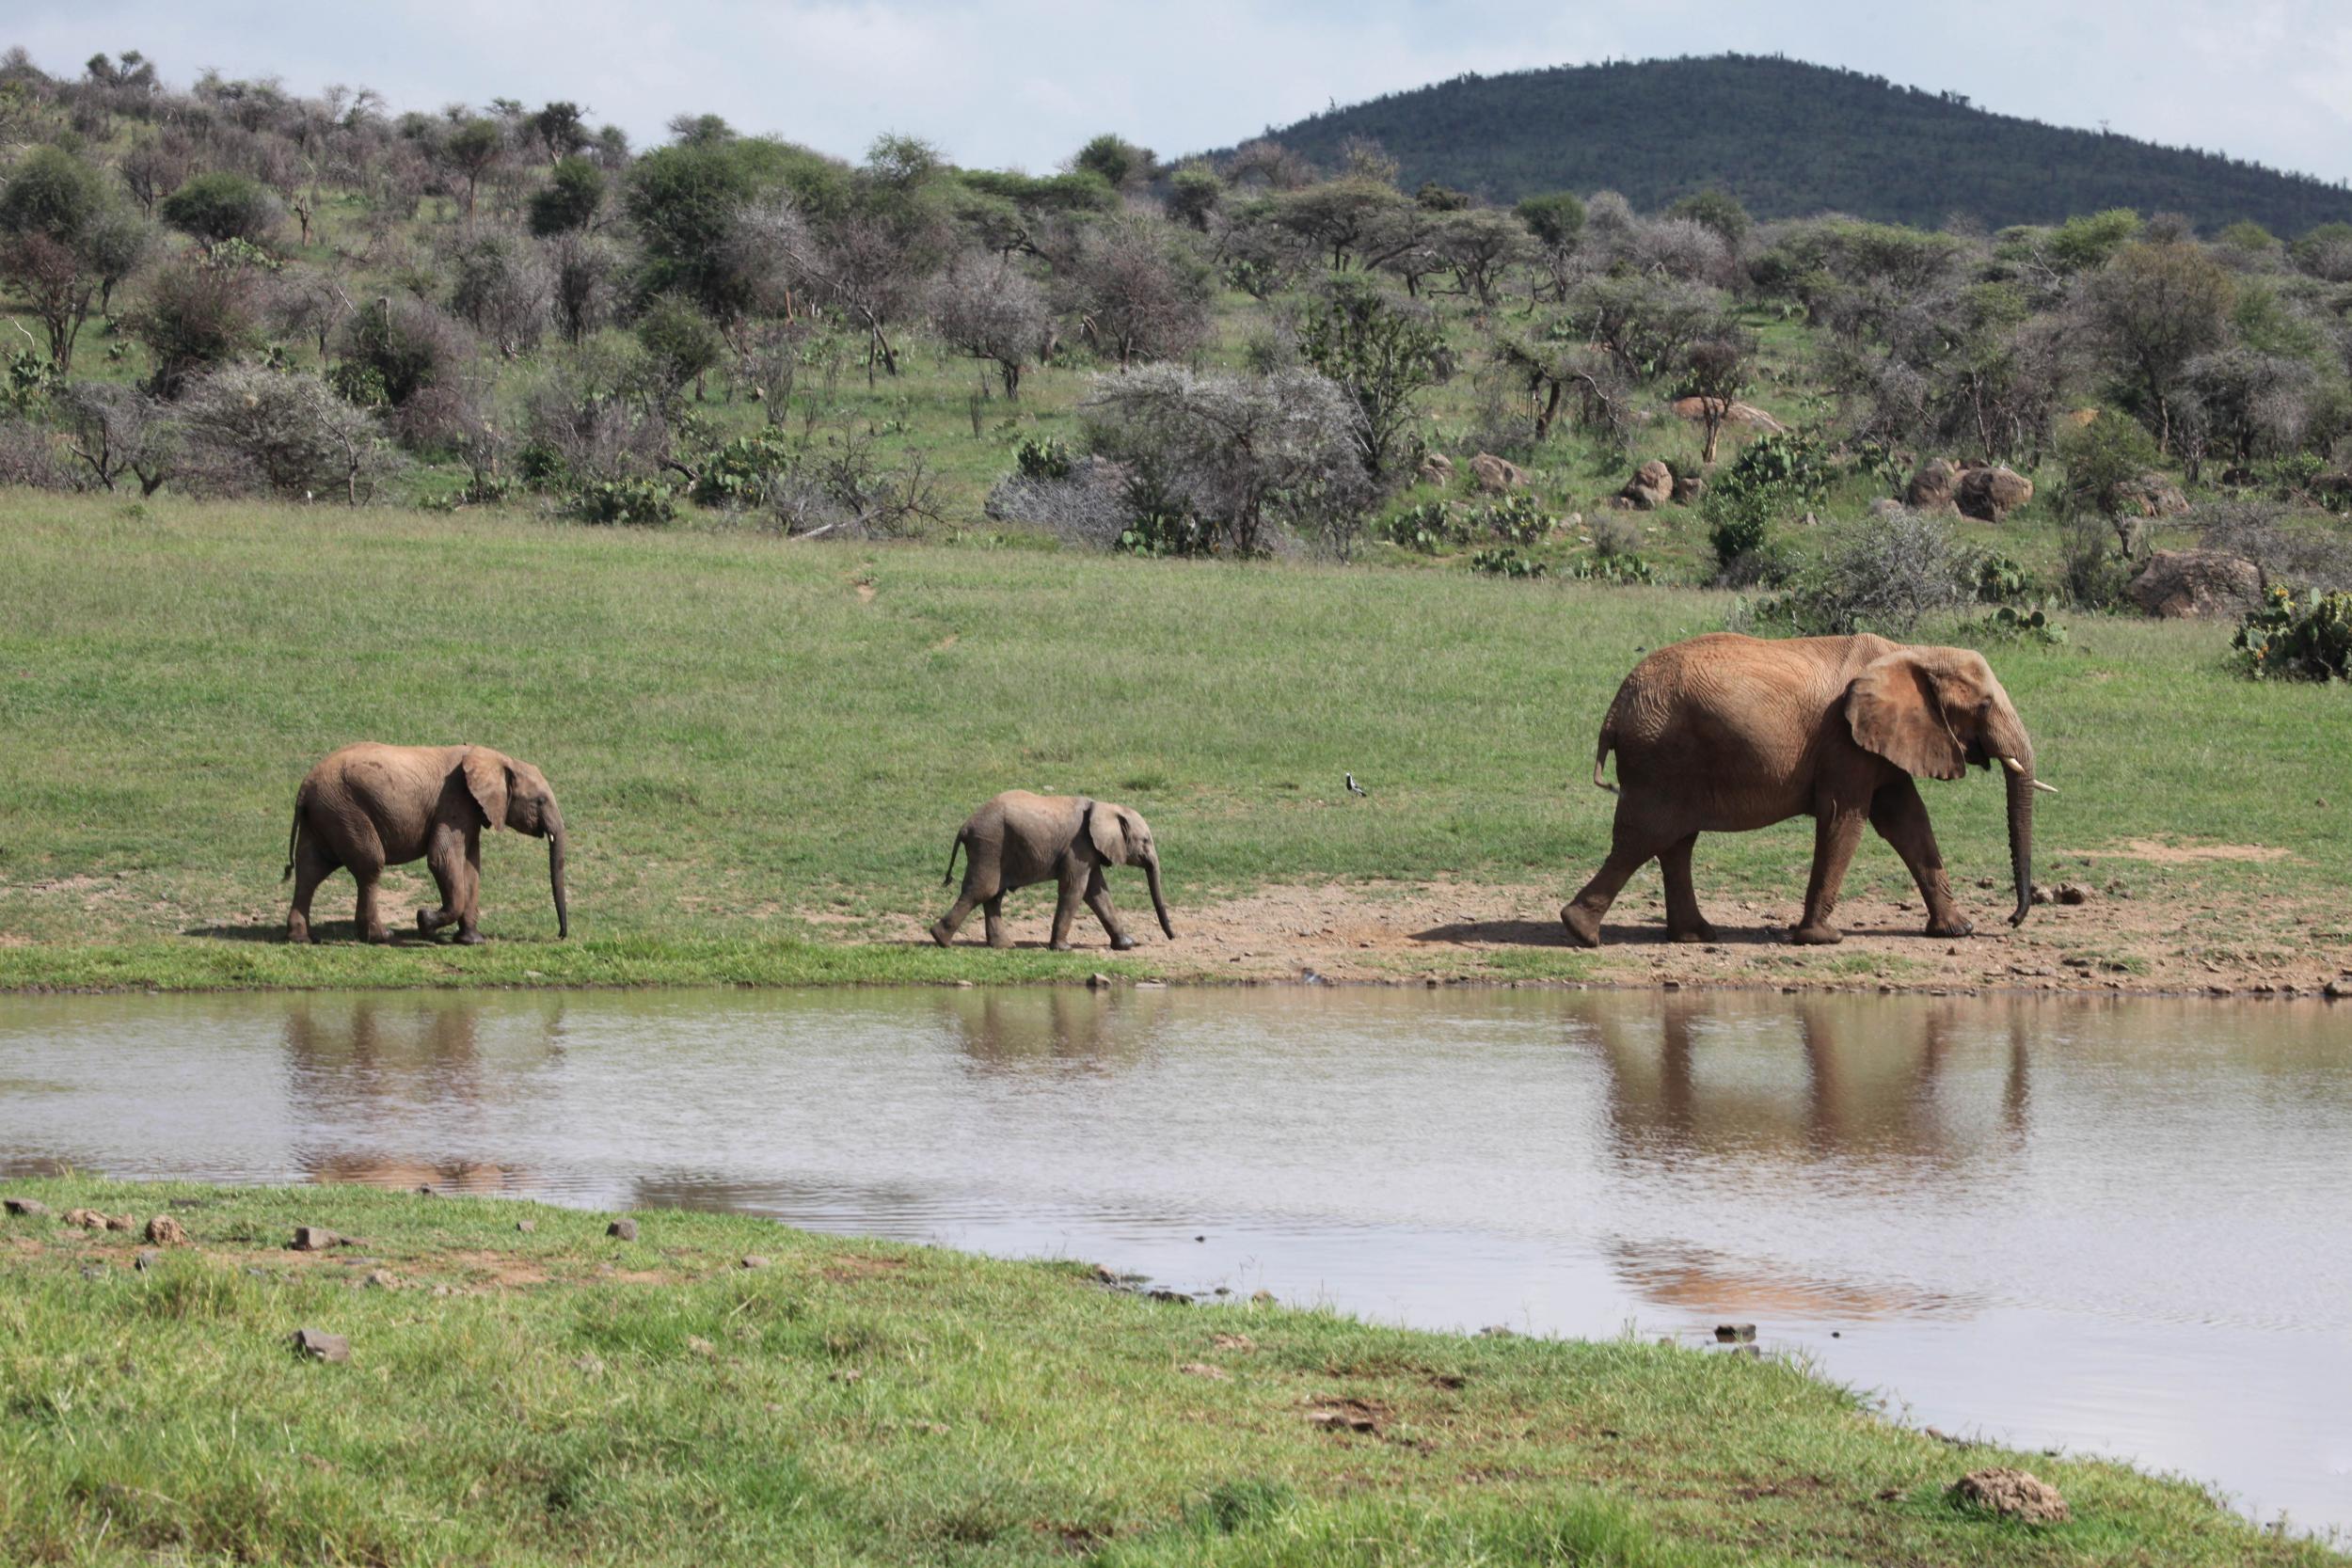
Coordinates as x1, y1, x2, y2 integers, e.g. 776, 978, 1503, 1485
2084, 838, 2289, 864
894, 874, 2351, 997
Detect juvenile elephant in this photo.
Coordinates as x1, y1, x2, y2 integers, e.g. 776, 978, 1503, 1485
1564, 634, 2053, 947
930, 791, 1173, 952
284, 743, 569, 944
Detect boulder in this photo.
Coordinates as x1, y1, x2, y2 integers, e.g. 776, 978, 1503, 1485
1418, 451, 1454, 484
2108, 470, 2188, 518
144, 1215, 188, 1247
1867, 497, 1908, 520
1948, 1467, 2070, 1525
2125, 549, 2261, 619
1668, 396, 1788, 434
3, 1196, 50, 1218
291, 1226, 341, 1252
1956, 464, 2032, 522
1618, 460, 1674, 511
1905, 459, 1960, 514
607, 1217, 640, 1242
1468, 452, 1526, 493
1671, 470, 1707, 504
291, 1328, 352, 1364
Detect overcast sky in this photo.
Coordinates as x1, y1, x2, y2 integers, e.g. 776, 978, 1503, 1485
15, 1, 2352, 184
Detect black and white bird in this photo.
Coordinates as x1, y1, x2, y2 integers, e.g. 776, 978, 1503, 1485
1343, 772, 1369, 798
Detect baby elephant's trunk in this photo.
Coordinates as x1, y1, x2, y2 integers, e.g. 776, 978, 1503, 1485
1146, 857, 1174, 941
546, 811, 570, 940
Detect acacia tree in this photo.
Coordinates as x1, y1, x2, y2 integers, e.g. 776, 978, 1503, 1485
2084, 242, 2236, 451
442, 118, 503, 217
1432, 208, 1530, 309
0, 146, 120, 372
1679, 330, 1755, 463
929, 252, 1049, 397
1295, 276, 1445, 480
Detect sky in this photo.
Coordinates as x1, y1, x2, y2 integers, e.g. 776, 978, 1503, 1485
15, 1, 2352, 184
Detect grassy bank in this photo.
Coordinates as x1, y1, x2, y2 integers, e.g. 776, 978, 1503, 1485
0, 492, 2345, 990
0, 1177, 2333, 1566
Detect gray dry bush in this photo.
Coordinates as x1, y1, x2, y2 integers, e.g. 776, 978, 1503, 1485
1759, 507, 1974, 636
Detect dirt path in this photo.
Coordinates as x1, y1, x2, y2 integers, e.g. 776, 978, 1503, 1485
899, 861, 2352, 998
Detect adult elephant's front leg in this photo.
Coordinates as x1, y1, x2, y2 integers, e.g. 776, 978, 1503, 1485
1791, 806, 1867, 945
1868, 778, 1972, 938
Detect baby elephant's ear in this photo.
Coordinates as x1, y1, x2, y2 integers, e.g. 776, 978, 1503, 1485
1088, 803, 1129, 865
1847, 653, 1966, 782
460, 748, 511, 830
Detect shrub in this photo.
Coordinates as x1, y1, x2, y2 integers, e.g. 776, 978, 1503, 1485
529, 156, 605, 236
1761, 509, 1973, 636
178, 365, 393, 502
1381, 499, 1470, 553
2232, 586, 2352, 680
1475, 493, 1551, 546
687, 425, 796, 509
1295, 276, 1443, 480
1469, 546, 1546, 578
635, 293, 723, 395
133, 256, 263, 397
1702, 430, 1830, 581
569, 476, 676, 526
337, 294, 475, 408
159, 171, 279, 247
1014, 435, 1071, 482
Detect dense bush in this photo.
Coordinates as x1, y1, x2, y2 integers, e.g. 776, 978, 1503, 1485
1703, 430, 1830, 582
159, 171, 279, 247
178, 365, 393, 502
1756, 508, 1972, 635
2233, 586, 2352, 680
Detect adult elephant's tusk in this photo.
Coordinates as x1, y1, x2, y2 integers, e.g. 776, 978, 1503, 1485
2001, 755, 2025, 774
2031, 779, 2058, 795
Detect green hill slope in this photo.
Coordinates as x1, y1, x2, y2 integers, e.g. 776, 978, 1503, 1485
1229, 54, 2352, 232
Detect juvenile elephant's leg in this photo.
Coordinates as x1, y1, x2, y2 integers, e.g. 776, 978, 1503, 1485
1047, 863, 1087, 952
1792, 805, 1868, 944
930, 889, 981, 947
1659, 835, 1715, 943
286, 833, 336, 944
982, 894, 1009, 949
1084, 865, 1134, 950
454, 832, 485, 944
1563, 807, 1674, 947
352, 867, 389, 944
1869, 779, 1972, 938
419, 826, 468, 937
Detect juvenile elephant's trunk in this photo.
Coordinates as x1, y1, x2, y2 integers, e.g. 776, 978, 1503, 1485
547, 812, 571, 940
1145, 857, 1174, 941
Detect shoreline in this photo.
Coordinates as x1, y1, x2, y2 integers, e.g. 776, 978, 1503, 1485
1, 1175, 2336, 1565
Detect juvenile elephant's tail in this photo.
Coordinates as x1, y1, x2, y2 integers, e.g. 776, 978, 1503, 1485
281, 790, 305, 882
941, 829, 965, 887
1591, 727, 1620, 794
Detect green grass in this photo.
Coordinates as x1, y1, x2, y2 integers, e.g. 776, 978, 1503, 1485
0, 491, 2345, 989
0, 1177, 2335, 1567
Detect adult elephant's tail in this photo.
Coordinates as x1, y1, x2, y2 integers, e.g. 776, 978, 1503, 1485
280, 785, 308, 882
1591, 692, 1626, 793
941, 829, 966, 887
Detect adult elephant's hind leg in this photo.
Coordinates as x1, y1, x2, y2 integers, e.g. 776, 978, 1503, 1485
286, 832, 336, 943
1869, 778, 1972, 938
1791, 805, 1868, 945
930, 889, 980, 947
1660, 834, 1715, 943
1563, 809, 1675, 948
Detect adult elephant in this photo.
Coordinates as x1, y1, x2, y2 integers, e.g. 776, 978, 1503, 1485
284, 744, 569, 944
931, 791, 1173, 952
1564, 634, 2054, 947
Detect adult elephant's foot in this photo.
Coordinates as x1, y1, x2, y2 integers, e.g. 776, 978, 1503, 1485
1788, 923, 1843, 946
454, 929, 485, 946
1925, 916, 1974, 939
1560, 903, 1604, 948
1666, 921, 1716, 944
928, 922, 953, 948
285, 920, 310, 944
1109, 934, 1136, 951
1046, 940, 1073, 953
418, 908, 450, 934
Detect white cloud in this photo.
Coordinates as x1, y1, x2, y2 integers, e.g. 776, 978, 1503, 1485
15, 0, 2352, 185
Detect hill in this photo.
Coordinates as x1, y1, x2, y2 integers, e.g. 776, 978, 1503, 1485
1231, 54, 2352, 233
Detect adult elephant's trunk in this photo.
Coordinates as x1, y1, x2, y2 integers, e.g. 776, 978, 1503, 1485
2004, 760, 2035, 927
1145, 857, 1174, 941
546, 811, 571, 940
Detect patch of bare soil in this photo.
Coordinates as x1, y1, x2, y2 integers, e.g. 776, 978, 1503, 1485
894, 860, 2351, 997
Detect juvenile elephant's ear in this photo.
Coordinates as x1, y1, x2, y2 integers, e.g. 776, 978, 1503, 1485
460, 748, 511, 830
1087, 803, 1130, 865
1847, 654, 1966, 781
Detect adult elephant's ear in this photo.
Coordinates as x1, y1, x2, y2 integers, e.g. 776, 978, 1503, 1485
1847, 654, 1966, 781
1088, 803, 1129, 865
460, 748, 511, 830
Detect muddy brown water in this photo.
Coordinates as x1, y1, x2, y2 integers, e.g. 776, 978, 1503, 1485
1, 987, 2345, 1533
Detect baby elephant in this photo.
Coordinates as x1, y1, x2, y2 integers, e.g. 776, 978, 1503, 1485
931, 791, 1173, 952
285, 743, 569, 944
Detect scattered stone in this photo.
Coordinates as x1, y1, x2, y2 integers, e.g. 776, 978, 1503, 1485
144, 1215, 188, 1247
362, 1269, 400, 1290
1212, 1333, 1257, 1351
1670, 470, 1706, 504
2126, 549, 2261, 619
1475, 1324, 1517, 1338
414, 1185, 437, 1197
104, 1213, 136, 1232
1306, 1408, 1379, 1433
4, 1196, 51, 1218
80, 1262, 106, 1280
1418, 451, 1454, 484
291, 1328, 351, 1364
134, 1249, 161, 1272
739, 1256, 771, 1270
291, 1226, 341, 1252
607, 1218, 639, 1242
1948, 1466, 2070, 1525
1955, 463, 2032, 522
1713, 1323, 1757, 1343
1248, 1290, 1277, 1305
1144, 1289, 1193, 1305
2108, 470, 2190, 518
1178, 1361, 1231, 1380
2029, 884, 2053, 907
1668, 395, 1786, 434
515, 1219, 536, 1234
1867, 497, 1908, 520
1617, 459, 1675, 511
1724, 1343, 1762, 1359
1905, 458, 1960, 513
2326, 979, 2349, 1001
2052, 882, 2090, 906
62, 1208, 116, 1229
1086, 972, 1112, 990
1469, 451, 1527, 493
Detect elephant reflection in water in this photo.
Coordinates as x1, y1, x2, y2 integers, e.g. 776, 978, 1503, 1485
1588, 995, 2032, 1169
940, 987, 1160, 1073
281, 995, 563, 1194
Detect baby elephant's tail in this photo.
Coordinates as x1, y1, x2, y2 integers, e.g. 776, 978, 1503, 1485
1591, 699, 1623, 794
280, 787, 307, 881
941, 829, 965, 887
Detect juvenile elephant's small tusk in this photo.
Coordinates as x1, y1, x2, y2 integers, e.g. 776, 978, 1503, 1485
2030, 779, 2058, 795
2001, 755, 2025, 774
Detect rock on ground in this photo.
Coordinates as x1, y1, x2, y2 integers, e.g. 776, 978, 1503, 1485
2126, 549, 2262, 619
1956, 464, 2032, 522
1468, 452, 1527, 493
1948, 1466, 2070, 1524
1617, 460, 1674, 511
